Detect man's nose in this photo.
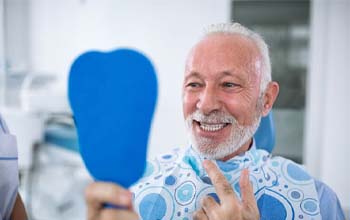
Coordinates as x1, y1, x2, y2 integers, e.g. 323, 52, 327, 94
196, 87, 221, 115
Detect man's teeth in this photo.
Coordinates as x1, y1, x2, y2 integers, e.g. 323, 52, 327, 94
199, 123, 226, 132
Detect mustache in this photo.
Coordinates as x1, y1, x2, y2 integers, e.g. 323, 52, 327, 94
187, 111, 237, 124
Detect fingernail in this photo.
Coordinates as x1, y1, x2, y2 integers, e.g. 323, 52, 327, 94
204, 160, 213, 170
203, 160, 209, 168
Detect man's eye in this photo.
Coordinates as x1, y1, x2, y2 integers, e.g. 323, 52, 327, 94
187, 82, 201, 88
222, 82, 238, 88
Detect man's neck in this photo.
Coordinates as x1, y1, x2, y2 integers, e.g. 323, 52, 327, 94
219, 138, 253, 162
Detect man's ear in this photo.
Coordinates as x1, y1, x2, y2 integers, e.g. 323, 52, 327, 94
261, 81, 279, 116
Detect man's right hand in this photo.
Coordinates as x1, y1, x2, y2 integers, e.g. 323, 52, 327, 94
85, 182, 139, 220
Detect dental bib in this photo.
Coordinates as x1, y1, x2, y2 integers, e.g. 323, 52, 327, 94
131, 141, 321, 220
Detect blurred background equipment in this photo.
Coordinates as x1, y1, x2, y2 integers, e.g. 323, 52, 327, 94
232, 0, 310, 164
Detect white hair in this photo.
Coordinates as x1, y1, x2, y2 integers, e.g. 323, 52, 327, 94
203, 23, 272, 93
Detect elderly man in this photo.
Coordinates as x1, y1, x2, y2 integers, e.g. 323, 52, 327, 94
85, 23, 344, 220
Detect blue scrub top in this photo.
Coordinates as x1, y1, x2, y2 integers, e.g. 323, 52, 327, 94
0, 114, 19, 220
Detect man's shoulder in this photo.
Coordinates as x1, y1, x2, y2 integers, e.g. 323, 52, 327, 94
314, 179, 338, 200
268, 154, 311, 175
131, 146, 189, 185
314, 179, 346, 219
152, 147, 187, 163
268, 155, 345, 219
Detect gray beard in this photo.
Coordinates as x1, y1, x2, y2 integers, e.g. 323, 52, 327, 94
185, 106, 262, 160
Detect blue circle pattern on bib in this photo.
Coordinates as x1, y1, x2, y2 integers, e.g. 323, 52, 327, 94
139, 193, 167, 219
258, 194, 287, 220
175, 181, 196, 205
131, 145, 321, 220
135, 186, 174, 220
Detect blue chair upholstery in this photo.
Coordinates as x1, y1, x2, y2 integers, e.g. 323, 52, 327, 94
254, 111, 275, 153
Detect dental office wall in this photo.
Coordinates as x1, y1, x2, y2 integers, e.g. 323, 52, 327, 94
305, 0, 350, 212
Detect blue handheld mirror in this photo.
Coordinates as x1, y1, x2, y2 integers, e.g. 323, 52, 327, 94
68, 49, 158, 188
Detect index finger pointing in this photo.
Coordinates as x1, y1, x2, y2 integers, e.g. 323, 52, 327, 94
203, 160, 237, 203
239, 169, 257, 206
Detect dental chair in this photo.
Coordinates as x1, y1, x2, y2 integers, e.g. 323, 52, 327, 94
255, 112, 275, 153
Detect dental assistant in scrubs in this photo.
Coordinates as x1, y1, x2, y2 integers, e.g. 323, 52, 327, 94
0, 114, 27, 220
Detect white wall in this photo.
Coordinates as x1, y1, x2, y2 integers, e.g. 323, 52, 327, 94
28, 0, 230, 157
305, 0, 350, 210
4, 0, 29, 74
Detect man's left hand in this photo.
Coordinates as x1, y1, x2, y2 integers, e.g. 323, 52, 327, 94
193, 160, 260, 220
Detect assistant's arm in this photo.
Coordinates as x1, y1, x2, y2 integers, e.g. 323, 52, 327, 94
10, 193, 28, 220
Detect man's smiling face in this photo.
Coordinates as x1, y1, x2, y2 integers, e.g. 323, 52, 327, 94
182, 33, 265, 160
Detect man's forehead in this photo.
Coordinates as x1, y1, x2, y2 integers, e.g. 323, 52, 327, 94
184, 69, 247, 83
185, 33, 262, 78
193, 33, 258, 54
